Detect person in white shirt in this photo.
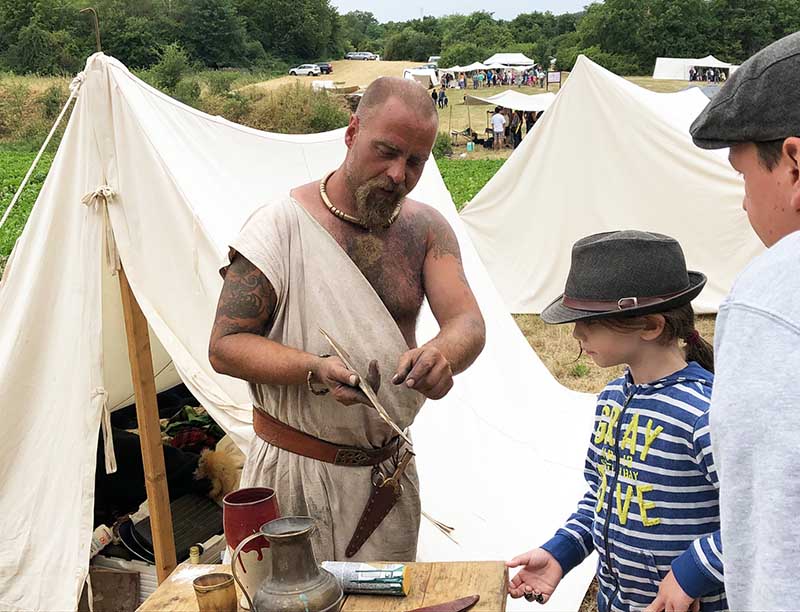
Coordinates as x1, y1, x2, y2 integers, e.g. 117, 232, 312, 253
491, 106, 506, 150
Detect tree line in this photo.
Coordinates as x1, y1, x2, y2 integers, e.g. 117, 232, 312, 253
1, 0, 798, 76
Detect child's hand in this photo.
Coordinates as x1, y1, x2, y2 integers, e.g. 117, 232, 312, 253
506, 548, 563, 604
643, 570, 699, 612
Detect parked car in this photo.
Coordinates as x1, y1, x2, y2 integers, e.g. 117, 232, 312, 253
428, 56, 441, 65
289, 64, 321, 76
345, 51, 377, 61
316, 62, 333, 74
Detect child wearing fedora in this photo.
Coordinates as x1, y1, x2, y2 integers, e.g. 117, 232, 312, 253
507, 230, 725, 612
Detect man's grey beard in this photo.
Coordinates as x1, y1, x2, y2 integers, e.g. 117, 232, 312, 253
353, 176, 407, 231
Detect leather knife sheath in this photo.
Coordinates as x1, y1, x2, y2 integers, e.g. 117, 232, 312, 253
407, 594, 481, 612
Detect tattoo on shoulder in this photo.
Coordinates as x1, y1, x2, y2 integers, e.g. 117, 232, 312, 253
213, 253, 276, 337
426, 210, 462, 261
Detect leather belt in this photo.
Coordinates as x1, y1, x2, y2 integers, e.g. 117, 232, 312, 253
252, 407, 399, 467
562, 289, 687, 312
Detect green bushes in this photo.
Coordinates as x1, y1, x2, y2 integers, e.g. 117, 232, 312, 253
204, 71, 238, 95
0, 79, 69, 143
173, 78, 201, 106
150, 44, 192, 91
39, 84, 68, 119
244, 83, 349, 134
432, 131, 452, 160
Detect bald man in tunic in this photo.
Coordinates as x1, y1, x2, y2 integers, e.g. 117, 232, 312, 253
209, 77, 485, 561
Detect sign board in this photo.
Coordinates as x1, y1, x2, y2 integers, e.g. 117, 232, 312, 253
546, 70, 562, 91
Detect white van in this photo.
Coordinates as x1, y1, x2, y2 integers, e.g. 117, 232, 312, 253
427, 56, 441, 65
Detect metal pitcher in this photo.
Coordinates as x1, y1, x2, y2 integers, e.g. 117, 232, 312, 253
232, 516, 343, 612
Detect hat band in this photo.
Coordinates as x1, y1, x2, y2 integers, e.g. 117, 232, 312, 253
563, 289, 687, 313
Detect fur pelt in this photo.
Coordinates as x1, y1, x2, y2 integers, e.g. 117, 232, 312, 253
194, 435, 245, 504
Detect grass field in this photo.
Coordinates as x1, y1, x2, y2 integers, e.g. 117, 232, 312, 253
0, 71, 70, 94
436, 157, 506, 209
0, 144, 55, 272
240, 59, 413, 93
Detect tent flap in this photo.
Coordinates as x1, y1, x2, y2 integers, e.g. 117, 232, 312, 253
461, 54, 762, 315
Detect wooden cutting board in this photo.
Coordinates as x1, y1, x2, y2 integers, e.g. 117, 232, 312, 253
137, 561, 508, 612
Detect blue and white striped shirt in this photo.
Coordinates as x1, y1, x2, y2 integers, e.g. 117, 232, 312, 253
542, 362, 725, 611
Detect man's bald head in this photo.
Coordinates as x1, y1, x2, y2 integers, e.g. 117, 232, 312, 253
356, 77, 439, 127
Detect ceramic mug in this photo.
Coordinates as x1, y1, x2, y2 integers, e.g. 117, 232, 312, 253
222, 487, 279, 610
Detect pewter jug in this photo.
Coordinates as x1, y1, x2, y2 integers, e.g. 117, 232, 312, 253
233, 516, 343, 612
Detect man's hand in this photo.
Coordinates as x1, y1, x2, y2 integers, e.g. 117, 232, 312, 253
644, 570, 699, 612
392, 346, 453, 399
507, 548, 564, 604
313, 357, 381, 407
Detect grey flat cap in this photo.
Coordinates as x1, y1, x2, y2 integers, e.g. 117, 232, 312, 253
691, 31, 800, 149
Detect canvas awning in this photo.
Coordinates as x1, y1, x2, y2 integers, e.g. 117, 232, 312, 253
458, 62, 488, 72
463, 90, 556, 112
402, 68, 439, 88
484, 52, 535, 66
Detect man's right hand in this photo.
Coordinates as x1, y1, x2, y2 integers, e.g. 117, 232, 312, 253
506, 548, 564, 604
312, 357, 381, 407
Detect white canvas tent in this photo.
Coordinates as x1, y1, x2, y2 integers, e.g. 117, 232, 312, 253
461, 55, 762, 314
653, 54, 738, 80
0, 53, 597, 611
458, 61, 488, 72
402, 67, 440, 88
484, 53, 535, 66
464, 90, 556, 112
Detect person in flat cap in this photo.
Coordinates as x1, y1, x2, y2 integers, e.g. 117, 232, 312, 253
507, 231, 727, 612
690, 32, 800, 611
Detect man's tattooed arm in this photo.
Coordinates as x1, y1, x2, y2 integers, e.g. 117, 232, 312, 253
208, 252, 316, 384
210, 252, 277, 341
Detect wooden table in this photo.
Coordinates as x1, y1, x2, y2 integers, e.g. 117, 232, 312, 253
138, 561, 508, 612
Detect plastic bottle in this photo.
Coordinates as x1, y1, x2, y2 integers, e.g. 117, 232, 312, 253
89, 525, 114, 558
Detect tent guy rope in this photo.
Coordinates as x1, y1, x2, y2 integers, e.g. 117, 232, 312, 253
0, 72, 85, 231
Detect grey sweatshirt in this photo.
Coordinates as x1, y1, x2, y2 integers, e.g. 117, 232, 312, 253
710, 230, 800, 610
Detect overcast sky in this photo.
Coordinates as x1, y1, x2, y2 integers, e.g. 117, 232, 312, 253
330, 0, 591, 22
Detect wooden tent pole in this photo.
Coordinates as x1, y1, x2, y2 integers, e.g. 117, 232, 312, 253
118, 265, 177, 583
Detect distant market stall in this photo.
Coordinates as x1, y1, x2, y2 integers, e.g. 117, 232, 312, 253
653, 54, 739, 80
484, 52, 535, 66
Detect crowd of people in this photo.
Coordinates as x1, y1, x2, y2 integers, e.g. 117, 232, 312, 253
439, 65, 548, 90
489, 106, 544, 149
689, 65, 728, 82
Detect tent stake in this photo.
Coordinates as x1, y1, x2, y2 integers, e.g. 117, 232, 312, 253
118, 265, 177, 583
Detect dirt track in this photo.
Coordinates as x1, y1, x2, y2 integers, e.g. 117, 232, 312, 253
242, 60, 414, 92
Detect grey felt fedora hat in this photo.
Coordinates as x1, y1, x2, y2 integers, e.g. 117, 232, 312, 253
541, 230, 706, 325
691, 31, 800, 149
